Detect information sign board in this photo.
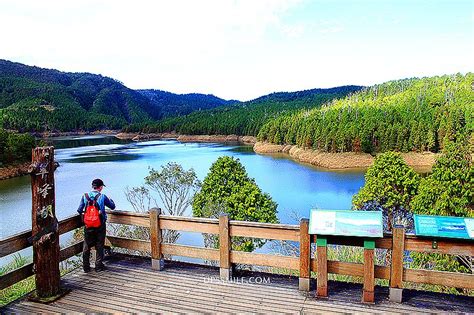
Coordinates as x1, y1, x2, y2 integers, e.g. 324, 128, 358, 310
414, 215, 474, 240
309, 209, 383, 238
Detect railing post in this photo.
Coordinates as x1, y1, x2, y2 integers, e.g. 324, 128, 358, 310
389, 225, 405, 302
362, 239, 375, 304
150, 208, 163, 270
316, 236, 328, 298
299, 219, 311, 291
219, 214, 231, 280
30, 146, 64, 301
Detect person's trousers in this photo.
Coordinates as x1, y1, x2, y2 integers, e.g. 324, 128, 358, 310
83, 224, 106, 269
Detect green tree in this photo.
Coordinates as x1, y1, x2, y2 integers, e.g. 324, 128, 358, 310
193, 156, 278, 251
409, 141, 473, 286
0, 129, 36, 166
411, 141, 473, 217
353, 152, 420, 230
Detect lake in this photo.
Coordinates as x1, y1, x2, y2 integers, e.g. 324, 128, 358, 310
0, 135, 365, 264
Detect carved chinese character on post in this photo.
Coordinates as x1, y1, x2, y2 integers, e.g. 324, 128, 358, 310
30, 146, 61, 301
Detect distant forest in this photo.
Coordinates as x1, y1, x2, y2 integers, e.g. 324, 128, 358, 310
0, 59, 472, 160
125, 86, 363, 136
137, 89, 237, 117
258, 74, 473, 153
0, 60, 233, 132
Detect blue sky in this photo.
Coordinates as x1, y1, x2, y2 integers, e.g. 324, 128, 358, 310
0, 0, 472, 100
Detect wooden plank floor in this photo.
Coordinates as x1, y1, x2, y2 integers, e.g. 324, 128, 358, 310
2, 255, 473, 314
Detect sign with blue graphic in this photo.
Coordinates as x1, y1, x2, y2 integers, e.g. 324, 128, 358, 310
309, 209, 383, 238
414, 215, 474, 240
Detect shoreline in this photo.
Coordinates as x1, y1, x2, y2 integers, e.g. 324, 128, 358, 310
0, 162, 31, 180
115, 132, 257, 145
0, 133, 438, 181
253, 141, 438, 170
34, 130, 119, 138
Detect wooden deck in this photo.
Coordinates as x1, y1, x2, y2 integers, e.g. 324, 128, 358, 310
2, 255, 473, 314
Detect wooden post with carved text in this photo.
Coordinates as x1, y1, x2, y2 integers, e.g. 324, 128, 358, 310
30, 146, 61, 300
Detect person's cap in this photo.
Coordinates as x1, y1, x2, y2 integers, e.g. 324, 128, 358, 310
92, 178, 106, 188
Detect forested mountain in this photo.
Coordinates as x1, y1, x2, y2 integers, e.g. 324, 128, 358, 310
138, 89, 238, 117
126, 86, 362, 136
0, 59, 162, 131
258, 74, 473, 154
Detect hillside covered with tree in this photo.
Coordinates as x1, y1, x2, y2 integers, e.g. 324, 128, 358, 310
258, 74, 473, 154
126, 86, 362, 136
0, 59, 162, 131
0, 60, 239, 132
138, 89, 237, 117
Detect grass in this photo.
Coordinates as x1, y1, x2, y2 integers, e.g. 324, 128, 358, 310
0, 254, 35, 307
0, 254, 81, 307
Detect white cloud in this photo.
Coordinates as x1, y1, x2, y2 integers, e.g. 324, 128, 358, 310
0, 0, 472, 100
1, 0, 306, 99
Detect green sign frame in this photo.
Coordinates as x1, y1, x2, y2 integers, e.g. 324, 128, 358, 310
414, 214, 474, 240
309, 209, 383, 238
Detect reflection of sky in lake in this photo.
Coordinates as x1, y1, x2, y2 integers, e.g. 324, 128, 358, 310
0, 136, 366, 264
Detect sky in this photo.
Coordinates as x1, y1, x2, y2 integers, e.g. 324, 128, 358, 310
0, 0, 473, 101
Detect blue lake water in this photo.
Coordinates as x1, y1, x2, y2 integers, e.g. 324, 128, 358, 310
0, 135, 366, 264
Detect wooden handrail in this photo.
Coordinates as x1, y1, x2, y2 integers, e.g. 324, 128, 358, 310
404, 236, 473, 256
2, 209, 473, 297
0, 213, 83, 258
105, 209, 149, 217
0, 241, 83, 290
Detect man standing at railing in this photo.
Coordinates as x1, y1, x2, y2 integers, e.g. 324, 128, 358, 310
77, 178, 116, 273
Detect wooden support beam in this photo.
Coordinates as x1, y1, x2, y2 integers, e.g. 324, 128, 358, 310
404, 236, 474, 256
0, 230, 32, 258
107, 212, 150, 227
299, 219, 310, 291
0, 263, 34, 291
150, 208, 163, 270
0, 214, 82, 259
106, 236, 151, 252
362, 239, 375, 304
58, 214, 83, 235
389, 226, 405, 302
403, 268, 474, 289
0, 241, 84, 291
30, 146, 62, 301
59, 241, 84, 261
161, 244, 219, 260
219, 214, 231, 280
160, 218, 219, 234
316, 236, 328, 298
230, 251, 299, 269
229, 225, 299, 241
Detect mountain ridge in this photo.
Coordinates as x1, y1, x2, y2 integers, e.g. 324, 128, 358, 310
0, 59, 364, 133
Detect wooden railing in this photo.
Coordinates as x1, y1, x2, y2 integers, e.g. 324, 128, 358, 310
1, 209, 473, 304
0, 214, 83, 290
